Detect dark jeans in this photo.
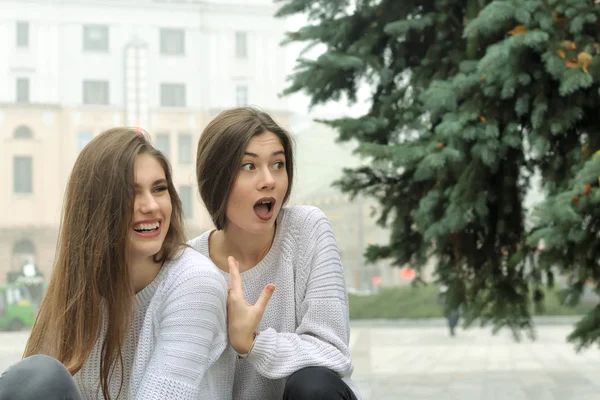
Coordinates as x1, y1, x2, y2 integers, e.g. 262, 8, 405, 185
0, 355, 82, 400
447, 310, 460, 336
283, 367, 358, 400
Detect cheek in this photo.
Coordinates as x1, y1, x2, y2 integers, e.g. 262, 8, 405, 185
162, 197, 173, 220
228, 182, 246, 207
225, 186, 250, 222
279, 173, 289, 192
132, 198, 141, 213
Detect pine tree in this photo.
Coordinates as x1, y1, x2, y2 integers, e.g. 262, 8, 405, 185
278, 0, 600, 348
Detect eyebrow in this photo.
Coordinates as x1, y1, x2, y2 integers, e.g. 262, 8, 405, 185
244, 150, 285, 157
134, 179, 167, 188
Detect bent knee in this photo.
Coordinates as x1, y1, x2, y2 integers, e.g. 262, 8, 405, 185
0, 355, 75, 399
285, 367, 342, 398
20, 355, 71, 378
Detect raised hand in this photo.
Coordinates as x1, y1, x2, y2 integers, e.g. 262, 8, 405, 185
226, 256, 275, 354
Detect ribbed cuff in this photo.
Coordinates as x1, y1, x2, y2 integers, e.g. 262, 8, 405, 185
247, 328, 276, 367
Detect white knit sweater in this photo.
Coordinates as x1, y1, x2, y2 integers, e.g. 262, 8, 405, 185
188, 205, 361, 400
73, 247, 235, 400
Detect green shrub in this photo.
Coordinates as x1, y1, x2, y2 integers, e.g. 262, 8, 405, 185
349, 285, 596, 319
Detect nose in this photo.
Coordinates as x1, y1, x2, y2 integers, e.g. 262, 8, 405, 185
259, 167, 275, 190
139, 193, 160, 214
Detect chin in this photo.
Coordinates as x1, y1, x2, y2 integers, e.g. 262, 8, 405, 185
134, 245, 163, 260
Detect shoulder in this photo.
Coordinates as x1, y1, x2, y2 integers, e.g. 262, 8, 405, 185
281, 206, 343, 283
156, 248, 228, 328
278, 206, 337, 261
279, 205, 332, 234
186, 230, 213, 258
163, 247, 227, 293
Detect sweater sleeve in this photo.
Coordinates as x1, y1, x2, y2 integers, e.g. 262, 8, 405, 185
247, 208, 354, 379
134, 262, 229, 399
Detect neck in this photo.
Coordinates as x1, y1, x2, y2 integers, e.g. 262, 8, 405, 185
128, 256, 162, 293
219, 224, 276, 272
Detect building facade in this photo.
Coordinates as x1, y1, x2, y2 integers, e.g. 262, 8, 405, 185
0, 0, 291, 282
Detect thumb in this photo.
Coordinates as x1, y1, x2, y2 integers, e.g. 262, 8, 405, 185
253, 284, 275, 317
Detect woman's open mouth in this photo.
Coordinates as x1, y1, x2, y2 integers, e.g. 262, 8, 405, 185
253, 197, 276, 221
133, 220, 162, 237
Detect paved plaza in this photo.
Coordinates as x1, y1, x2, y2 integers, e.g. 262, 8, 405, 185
2, 322, 599, 399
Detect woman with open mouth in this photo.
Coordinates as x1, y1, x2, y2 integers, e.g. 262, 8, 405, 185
190, 106, 361, 400
0, 128, 232, 400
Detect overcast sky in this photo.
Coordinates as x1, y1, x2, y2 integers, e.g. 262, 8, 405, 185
282, 13, 370, 123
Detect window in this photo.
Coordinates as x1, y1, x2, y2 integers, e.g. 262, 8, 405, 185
179, 185, 193, 219
83, 25, 108, 52
16, 78, 29, 103
236, 85, 248, 106
13, 239, 35, 262
155, 133, 170, 159
13, 156, 33, 194
235, 31, 247, 58
83, 80, 109, 105
13, 126, 33, 139
77, 132, 93, 153
160, 83, 186, 107
160, 29, 184, 55
178, 133, 192, 165
16, 21, 29, 48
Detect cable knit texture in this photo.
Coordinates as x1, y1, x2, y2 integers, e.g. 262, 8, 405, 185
188, 205, 361, 400
73, 247, 235, 400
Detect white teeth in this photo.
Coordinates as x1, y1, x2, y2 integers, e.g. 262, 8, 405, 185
134, 221, 160, 231
261, 201, 271, 204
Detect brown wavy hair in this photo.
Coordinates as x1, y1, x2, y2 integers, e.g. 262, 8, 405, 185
23, 127, 186, 400
196, 107, 295, 230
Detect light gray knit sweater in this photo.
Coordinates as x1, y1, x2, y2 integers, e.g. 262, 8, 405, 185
188, 205, 361, 400
73, 247, 234, 400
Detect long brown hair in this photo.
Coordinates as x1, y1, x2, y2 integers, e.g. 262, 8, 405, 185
196, 106, 295, 230
23, 128, 186, 400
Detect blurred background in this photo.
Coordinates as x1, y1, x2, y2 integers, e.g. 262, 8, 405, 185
1, 1, 600, 399
0, 0, 425, 308
1, 0, 597, 321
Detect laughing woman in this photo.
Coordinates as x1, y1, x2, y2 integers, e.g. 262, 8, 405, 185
189, 107, 361, 400
0, 128, 231, 400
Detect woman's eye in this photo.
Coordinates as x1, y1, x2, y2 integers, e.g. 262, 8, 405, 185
154, 186, 168, 193
241, 163, 254, 171
274, 161, 285, 169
